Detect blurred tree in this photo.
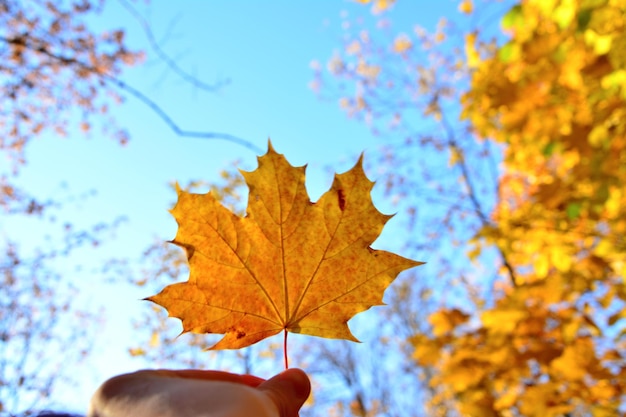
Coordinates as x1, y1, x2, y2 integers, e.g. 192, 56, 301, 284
0, 0, 249, 414
0, 230, 101, 414
312, 0, 626, 415
0, 0, 137, 412
1, 0, 139, 171
0, 0, 256, 175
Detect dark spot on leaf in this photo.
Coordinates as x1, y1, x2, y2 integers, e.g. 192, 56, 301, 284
338, 189, 346, 211
236, 330, 246, 339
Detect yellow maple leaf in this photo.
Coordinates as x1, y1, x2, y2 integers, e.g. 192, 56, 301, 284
550, 337, 594, 381
148, 143, 422, 350
464, 32, 480, 68
429, 308, 469, 337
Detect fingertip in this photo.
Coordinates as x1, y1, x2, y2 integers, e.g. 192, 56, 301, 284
278, 368, 311, 401
259, 368, 311, 417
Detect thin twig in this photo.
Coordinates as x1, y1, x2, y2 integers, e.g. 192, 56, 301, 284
0, 35, 263, 153
101, 75, 263, 153
117, 0, 230, 92
440, 113, 518, 286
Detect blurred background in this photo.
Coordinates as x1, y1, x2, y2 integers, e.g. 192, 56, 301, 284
2, 0, 625, 416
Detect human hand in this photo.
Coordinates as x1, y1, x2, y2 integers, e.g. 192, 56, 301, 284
88, 368, 310, 417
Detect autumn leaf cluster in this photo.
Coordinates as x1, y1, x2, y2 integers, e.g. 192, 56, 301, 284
412, 1, 626, 415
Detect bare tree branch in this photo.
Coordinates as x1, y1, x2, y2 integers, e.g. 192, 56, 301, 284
0, 35, 263, 154
117, 0, 231, 93
440, 112, 518, 286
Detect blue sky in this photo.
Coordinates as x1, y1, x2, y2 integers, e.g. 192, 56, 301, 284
8, 0, 474, 412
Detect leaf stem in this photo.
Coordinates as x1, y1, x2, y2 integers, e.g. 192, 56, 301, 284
283, 329, 289, 369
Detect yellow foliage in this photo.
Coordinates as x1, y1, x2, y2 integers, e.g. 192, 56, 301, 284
464, 32, 480, 68
493, 385, 518, 410
414, 0, 626, 413
481, 309, 526, 334
346, 40, 361, 55
411, 334, 441, 365
356, 59, 381, 79
128, 347, 146, 357
429, 308, 469, 336
458, 0, 473, 14
149, 331, 160, 348
550, 337, 594, 381
353, 0, 396, 14
518, 383, 573, 417
392, 34, 412, 54
327, 0, 626, 414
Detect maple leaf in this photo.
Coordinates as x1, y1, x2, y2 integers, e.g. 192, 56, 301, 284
148, 143, 422, 351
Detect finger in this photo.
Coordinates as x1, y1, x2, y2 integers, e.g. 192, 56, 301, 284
257, 369, 311, 417
139, 369, 265, 387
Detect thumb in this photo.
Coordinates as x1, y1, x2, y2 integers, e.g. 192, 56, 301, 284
257, 368, 311, 417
